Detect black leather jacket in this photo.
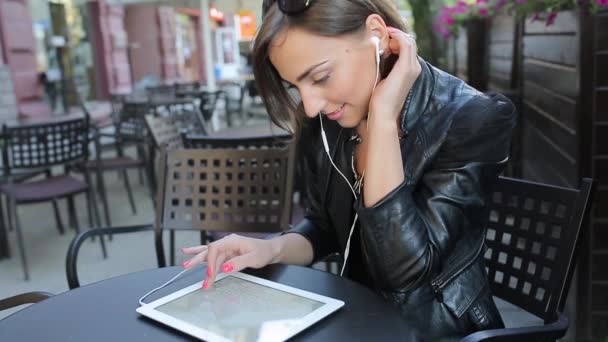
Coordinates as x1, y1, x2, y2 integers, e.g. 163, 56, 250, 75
287, 59, 517, 340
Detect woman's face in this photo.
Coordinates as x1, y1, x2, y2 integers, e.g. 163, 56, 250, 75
269, 27, 378, 128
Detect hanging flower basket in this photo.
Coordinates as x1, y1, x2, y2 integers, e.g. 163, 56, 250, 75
434, 0, 608, 39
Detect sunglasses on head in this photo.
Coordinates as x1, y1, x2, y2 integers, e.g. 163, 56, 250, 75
262, 0, 316, 17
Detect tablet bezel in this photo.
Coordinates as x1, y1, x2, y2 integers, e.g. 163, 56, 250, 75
136, 271, 345, 342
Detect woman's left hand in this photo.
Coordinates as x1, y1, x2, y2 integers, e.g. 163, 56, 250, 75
368, 27, 421, 125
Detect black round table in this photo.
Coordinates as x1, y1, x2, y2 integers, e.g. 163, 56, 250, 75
0, 265, 422, 341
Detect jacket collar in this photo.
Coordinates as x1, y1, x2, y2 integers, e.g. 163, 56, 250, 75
400, 57, 434, 136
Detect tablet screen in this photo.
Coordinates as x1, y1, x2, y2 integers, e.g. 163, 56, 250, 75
156, 275, 324, 341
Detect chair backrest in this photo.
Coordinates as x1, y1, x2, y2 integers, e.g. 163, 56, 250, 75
144, 114, 183, 150
154, 137, 296, 267
0, 292, 54, 311
116, 101, 151, 142
181, 133, 291, 150
1, 116, 90, 174
483, 176, 594, 321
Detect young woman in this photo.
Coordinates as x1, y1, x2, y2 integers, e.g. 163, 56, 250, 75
182, 0, 516, 339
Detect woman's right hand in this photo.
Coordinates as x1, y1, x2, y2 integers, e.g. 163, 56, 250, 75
181, 234, 281, 290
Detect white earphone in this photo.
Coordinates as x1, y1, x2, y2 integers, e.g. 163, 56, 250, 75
319, 35, 383, 276
371, 36, 382, 91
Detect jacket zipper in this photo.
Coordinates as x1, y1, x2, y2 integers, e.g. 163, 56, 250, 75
430, 234, 486, 303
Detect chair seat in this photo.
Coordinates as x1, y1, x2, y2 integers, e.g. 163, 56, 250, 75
86, 157, 142, 170
0, 175, 89, 203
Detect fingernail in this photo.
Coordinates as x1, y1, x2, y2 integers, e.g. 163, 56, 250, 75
203, 279, 209, 289
222, 263, 234, 273
206, 267, 212, 277
182, 260, 191, 269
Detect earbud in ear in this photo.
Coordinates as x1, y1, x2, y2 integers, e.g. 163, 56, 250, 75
371, 36, 380, 47
370, 36, 384, 56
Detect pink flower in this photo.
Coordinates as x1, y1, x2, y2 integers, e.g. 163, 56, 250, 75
546, 12, 558, 26
494, 0, 508, 10
597, 0, 608, 6
530, 13, 542, 22
479, 8, 489, 16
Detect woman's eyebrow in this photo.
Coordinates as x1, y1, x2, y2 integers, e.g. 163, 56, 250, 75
296, 60, 329, 82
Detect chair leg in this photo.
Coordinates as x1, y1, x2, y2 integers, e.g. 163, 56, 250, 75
51, 200, 65, 235
96, 171, 112, 227
9, 197, 29, 281
170, 230, 175, 266
67, 196, 80, 234
121, 169, 137, 214
0, 195, 10, 258
6, 195, 13, 233
137, 148, 145, 186
85, 184, 102, 228
86, 188, 107, 259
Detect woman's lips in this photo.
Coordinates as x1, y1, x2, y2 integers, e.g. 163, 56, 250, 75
326, 104, 345, 121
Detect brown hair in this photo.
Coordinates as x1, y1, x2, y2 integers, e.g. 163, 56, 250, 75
252, 0, 408, 136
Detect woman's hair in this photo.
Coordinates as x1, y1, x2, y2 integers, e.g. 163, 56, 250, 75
252, 0, 407, 136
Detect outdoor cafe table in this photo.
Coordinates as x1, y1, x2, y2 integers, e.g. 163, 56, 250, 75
0, 265, 422, 341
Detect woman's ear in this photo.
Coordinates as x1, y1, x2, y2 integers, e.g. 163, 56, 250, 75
365, 14, 389, 56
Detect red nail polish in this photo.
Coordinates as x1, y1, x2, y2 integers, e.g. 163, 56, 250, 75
206, 267, 212, 277
182, 260, 190, 269
222, 263, 234, 273
203, 279, 209, 289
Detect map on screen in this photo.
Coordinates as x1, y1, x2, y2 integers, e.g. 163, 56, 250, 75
156, 275, 324, 342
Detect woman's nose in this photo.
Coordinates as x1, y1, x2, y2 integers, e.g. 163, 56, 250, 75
300, 89, 326, 119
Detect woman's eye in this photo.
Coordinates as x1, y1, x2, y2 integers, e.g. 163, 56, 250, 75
312, 74, 330, 85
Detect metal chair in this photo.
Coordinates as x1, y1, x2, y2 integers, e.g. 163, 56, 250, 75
155, 136, 296, 266
65, 224, 154, 289
462, 176, 594, 341
65, 136, 296, 287
0, 116, 103, 280
89, 100, 154, 227
181, 133, 291, 149
0, 292, 54, 311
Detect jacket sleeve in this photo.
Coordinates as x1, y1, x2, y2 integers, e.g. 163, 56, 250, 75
282, 125, 340, 264
356, 94, 517, 292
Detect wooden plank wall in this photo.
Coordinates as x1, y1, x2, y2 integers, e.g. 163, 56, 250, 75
585, 8, 608, 341
487, 14, 522, 178
455, 30, 467, 81
446, 30, 468, 80
520, 11, 580, 188
487, 15, 516, 93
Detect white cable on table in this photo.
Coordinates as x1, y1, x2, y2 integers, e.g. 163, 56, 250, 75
139, 265, 205, 306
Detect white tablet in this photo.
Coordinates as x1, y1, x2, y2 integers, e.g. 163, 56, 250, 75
136, 272, 345, 342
